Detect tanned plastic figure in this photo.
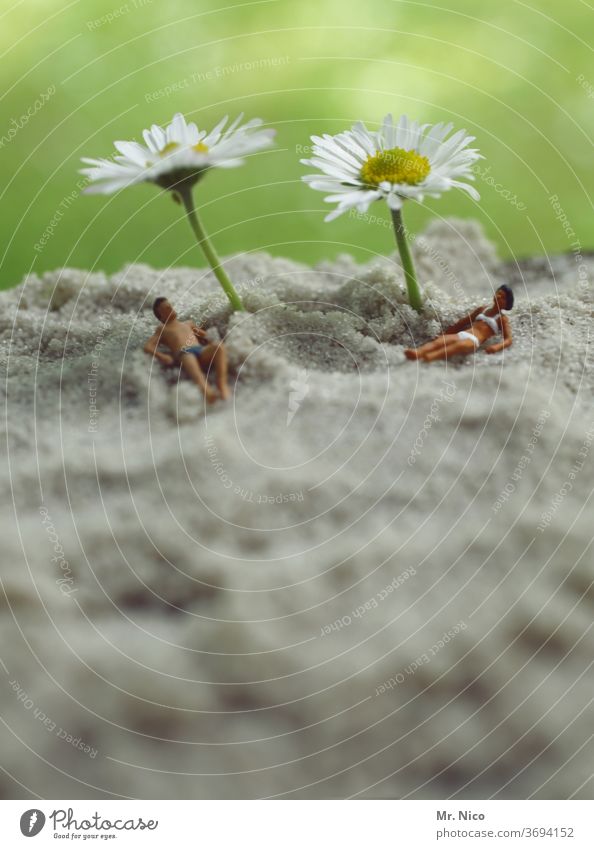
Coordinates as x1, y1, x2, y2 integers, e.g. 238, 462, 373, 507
405, 285, 514, 363
144, 298, 230, 403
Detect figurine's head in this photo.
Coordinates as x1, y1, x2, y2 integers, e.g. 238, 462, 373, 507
495, 285, 514, 311
153, 297, 176, 323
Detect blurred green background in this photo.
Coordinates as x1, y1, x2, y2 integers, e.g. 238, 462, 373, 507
1, 0, 592, 288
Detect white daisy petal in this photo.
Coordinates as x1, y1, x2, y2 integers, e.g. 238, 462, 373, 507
449, 180, 481, 201
302, 176, 362, 193
145, 124, 166, 152
349, 124, 377, 157
80, 156, 110, 168
80, 158, 141, 179
184, 121, 200, 145
221, 113, 245, 139
307, 136, 365, 170
418, 122, 454, 158
332, 125, 367, 158
385, 192, 404, 211
300, 151, 355, 175
214, 127, 274, 160
304, 157, 360, 181
322, 188, 381, 221
113, 141, 150, 166
324, 189, 379, 205
381, 113, 396, 148
202, 115, 229, 147
83, 177, 136, 195
390, 184, 425, 201
168, 112, 189, 144
394, 113, 410, 149
429, 130, 473, 167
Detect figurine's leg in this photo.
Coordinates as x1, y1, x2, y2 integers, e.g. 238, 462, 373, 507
199, 344, 231, 400
179, 353, 217, 403
423, 339, 475, 362
422, 346, 454, 362
404, 336, 447, 360
415, 335, 458, 361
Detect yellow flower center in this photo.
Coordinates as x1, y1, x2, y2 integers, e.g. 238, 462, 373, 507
159, 141, 179, 156
152, 141, 208, 167
360, 147, 430, 186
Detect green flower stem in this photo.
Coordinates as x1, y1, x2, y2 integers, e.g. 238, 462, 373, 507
390, 207, 423, 312
179, 187, 244, 312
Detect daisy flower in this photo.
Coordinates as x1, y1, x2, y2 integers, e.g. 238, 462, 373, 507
81, 112, 275, 311
301, 114, 482, 310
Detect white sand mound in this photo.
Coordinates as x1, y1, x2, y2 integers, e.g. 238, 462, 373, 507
1, 219, 593, 799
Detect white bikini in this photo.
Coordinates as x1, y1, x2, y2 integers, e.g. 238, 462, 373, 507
457, 330, 480, 346
457, 312, 500, 346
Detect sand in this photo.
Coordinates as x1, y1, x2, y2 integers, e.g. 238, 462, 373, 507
1, 218, 593, 799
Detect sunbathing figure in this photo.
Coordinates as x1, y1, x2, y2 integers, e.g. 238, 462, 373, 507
405, 285, 514, 363
144, 298, 230, 403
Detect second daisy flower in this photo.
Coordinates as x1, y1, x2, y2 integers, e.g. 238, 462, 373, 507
301, 114, 482, 310
81, 112, 275, 311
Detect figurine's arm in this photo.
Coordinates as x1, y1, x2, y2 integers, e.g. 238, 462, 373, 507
485, 315, 512, 354
143, 333, 174, 366
191, 323, 209, 343
443, 307, 483, 335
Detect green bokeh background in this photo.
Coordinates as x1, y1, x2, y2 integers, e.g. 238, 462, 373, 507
1, 0, 592, 289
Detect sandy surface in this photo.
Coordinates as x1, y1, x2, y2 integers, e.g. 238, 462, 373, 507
1, 219, 593, 799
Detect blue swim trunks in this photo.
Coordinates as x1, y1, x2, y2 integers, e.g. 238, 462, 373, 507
178, 344, 204, 361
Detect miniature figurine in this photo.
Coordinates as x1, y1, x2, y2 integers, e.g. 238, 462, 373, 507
144, 298, 230, 403
404, 285, 514, 362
